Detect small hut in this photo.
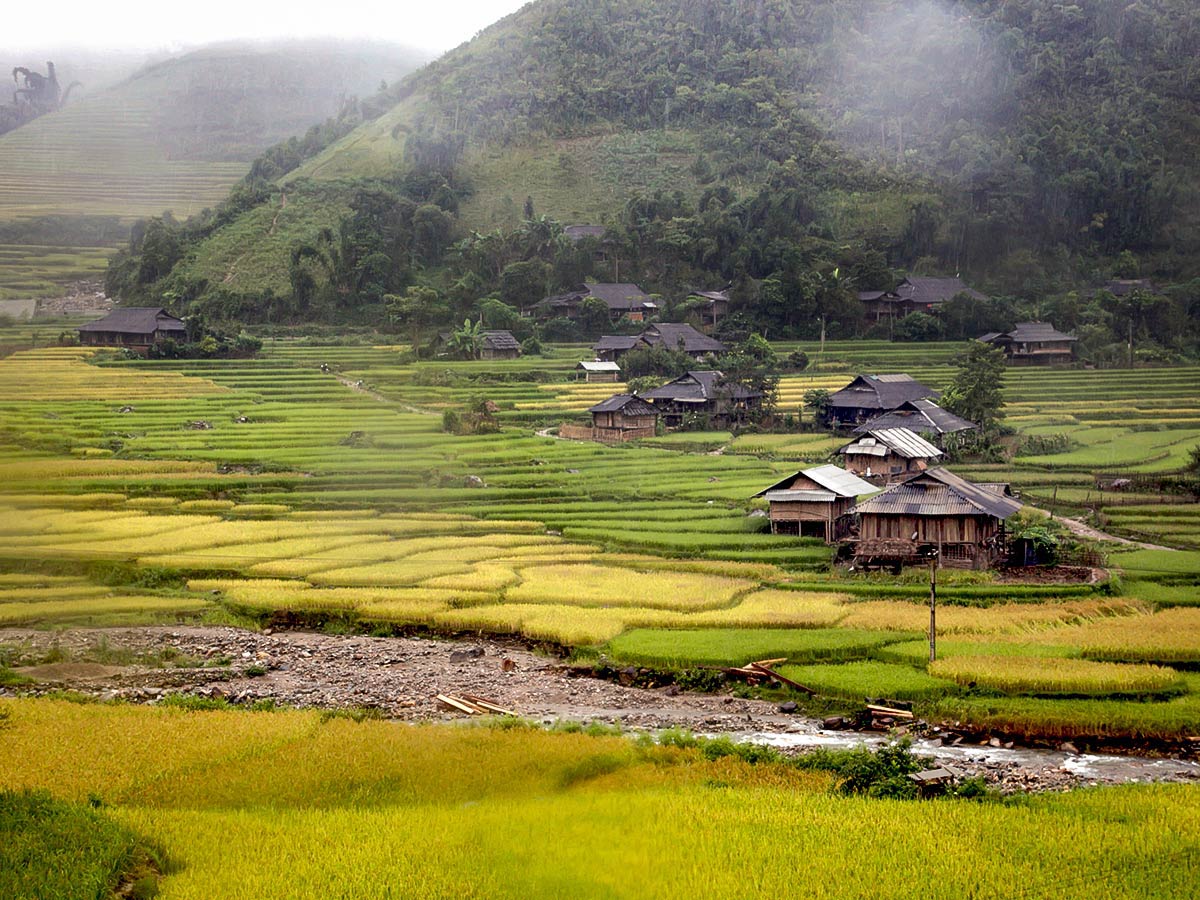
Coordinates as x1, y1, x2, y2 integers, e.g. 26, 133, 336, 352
837, 427, 942, 482
845, 468, 1022, 569
587, 394, 659, 442
752, 464, 876, 541
577, 360, 621, 383
480, 331, 521, 360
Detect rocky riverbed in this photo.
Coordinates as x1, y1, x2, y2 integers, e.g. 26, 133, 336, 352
3, 625, 1198, 795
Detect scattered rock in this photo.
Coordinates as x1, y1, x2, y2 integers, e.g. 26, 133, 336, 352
778, 701, 798, 713
449, 647, 485, 663
463, 475, 486, 488
1060, 742, 1080, 754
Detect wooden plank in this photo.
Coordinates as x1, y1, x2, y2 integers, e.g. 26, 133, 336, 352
461, 693, 518, 717
436, 693, 485, 714
752, 658, 788, 668
748, 662, 816, 695
866, 703, 915, 719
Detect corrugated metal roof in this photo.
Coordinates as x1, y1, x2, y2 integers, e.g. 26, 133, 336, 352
752, 464, 875, 499
850, 468, 1022, 519
803, 464, 877, 497
578, 360, 621, 372
839, 439, 889, 458
765, 490, 837, 503
872, 427, 942, 459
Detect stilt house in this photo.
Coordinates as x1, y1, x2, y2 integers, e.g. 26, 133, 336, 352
845, 468, 1022, 569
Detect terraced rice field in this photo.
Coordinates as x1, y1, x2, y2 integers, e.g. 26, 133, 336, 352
0, 333, 1197, 739
0, 244, 113, 300
0, 82, 244, 222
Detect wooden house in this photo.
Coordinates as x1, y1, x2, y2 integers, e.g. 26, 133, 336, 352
538, 282, 658, 323
859, 277, 987, 324
752, 464, 876, 541
640, 323, 725, 358
979, 322, 1076, 366
577, 360, 621, 383
826, 374, 938, 429
592, 323, 725, 362
687, 289, 730, 331
587, 394, 659, 442
77, 307, 186, 352
852, 399, 977, 442
837, 427, 943, 483
641, 370, 763, 427
844, 468, 1022, 569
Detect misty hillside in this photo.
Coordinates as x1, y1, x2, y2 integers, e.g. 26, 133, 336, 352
0, 40, 430, 224
111, 0, 1200, 352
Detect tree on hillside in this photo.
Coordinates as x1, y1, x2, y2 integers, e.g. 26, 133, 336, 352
940, 342, 1006, 433
385, 286, 446, 349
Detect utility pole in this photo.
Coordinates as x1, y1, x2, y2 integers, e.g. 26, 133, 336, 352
928, 549, 939, 663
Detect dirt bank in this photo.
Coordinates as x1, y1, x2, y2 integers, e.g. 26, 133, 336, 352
3, 625, 1197, 794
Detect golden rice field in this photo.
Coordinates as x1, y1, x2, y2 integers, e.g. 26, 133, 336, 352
929, 655, 1183, 697
0, 348, 228, 402
3, 699, 1199, 899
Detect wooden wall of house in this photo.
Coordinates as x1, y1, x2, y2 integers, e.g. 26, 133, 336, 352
592, 412, 657, 430
858, 514, 997, 545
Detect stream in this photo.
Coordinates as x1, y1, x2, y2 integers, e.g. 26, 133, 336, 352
727, 726, 1200, 790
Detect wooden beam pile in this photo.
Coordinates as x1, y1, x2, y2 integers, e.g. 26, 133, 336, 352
435, 693, 518, 716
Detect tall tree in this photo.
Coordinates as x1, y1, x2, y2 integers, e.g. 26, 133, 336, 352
940, 342, 1007, 432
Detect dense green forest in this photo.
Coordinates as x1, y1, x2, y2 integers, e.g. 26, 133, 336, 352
106, 0, 1200, 360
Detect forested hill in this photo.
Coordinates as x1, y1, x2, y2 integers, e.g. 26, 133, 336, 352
110, 0, 1200, 355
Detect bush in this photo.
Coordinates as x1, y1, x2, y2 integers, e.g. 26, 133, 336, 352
795, 738, 928, 798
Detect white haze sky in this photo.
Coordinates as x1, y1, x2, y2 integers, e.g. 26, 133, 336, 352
6, 0, 531, 54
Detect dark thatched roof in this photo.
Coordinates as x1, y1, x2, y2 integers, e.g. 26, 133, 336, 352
994, 322, 1078, 343
829, 374, 938, 412
588, 394, 658, 415
641, 370, 762, 403
850, 468, 1022, 520
582, 282, 657, 311
481, 330, 521, 351
896, 277, 987, 306
853, 399, 977, 436
593, 335, 643, 352
641, 323, 725, 354
78, 307, 184, 334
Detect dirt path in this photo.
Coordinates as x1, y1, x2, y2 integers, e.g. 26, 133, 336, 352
1034, 507, 1175, 551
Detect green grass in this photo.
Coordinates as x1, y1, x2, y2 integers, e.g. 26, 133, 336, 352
605, 627, 908, 669
776, 660, 960, 701
0, 789, 158, 899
